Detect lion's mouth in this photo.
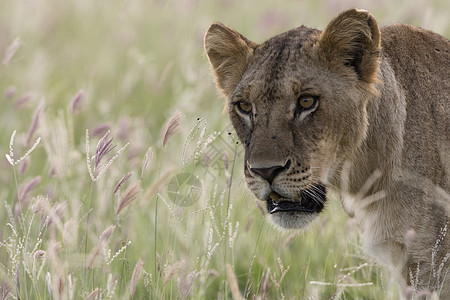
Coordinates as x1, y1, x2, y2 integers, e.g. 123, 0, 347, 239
266, 184, 326, 214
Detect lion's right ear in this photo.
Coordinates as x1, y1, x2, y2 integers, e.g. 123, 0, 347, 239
204, 23, 257, 97
316, 9, 381, 84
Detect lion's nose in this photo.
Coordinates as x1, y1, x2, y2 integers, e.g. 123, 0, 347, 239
250, 160, 290, 184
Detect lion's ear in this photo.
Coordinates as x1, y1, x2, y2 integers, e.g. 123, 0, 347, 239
317, 9, 380, 83
204, 23, 257, 97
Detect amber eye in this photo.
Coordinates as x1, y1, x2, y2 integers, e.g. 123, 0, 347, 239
298, 95, 316, 110
236, 101, 252, 114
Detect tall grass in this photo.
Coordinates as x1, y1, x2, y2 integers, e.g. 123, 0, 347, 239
0, 0, 449, 299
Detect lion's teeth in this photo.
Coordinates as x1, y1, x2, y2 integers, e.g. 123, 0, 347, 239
269, 192, 281, 202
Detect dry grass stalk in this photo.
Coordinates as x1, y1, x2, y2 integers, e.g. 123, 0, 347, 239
258, 269, 271, 299
5, 130, 41, 166
86, 129, 129, 182
46, 202, 66, 229
269, 257, 290, 289
88, 225, 116, 269
143, 167, 176, 200
46, 272, 52, 296
85, 287, 99, 300
31, 195, 65, 230
164, 260, 184, 285
3, 36, 21, 66
32, 195, 51, 214
226, 264, 243, 300
1, 278, 12, 299
162, 110, 182, 147
63, 219, 78, 248
178, 270, 199, 299
116, 181, 142, 215
15, 176, 41, 214
87, 245, 102, 270
140, 146, 153, 179
68, 274, 74, 300
107, 273, 117, 299
107, 241, 131, 265
130, 259, 144, 297
100, 225, 115, 243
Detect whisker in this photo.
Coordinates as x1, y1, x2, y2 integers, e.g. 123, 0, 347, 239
302, 189, 325, 205
309, 175, 339, 191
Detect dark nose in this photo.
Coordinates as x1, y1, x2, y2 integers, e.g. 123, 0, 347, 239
250, 160, 290, 184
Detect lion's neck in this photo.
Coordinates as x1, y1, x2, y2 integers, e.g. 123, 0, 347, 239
342, 56, 406, 197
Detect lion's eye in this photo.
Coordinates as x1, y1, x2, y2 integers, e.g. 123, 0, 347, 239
236, 101, 252, 114
298, 95, 316, 109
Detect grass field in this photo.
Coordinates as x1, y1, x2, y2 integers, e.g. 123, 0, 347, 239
0, 0, 449, 299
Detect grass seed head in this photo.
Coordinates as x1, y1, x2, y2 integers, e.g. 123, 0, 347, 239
92, 124, 111, 137
116, 181, 142, 215
178, 270, 199, 299
85, 288, 100, 300
5, 85, 16, 99
0, 278, 12, 299
87, 245, 101, 270
99, 225, 116, 243
2, 36, 21, 66
69, 89, 85, 114
164, 260, 184, 285
226, 264, 243, 300
26, 99, 44, 147
86, 129, 129, 182
140, 146, 153, 179
15, 176, 41, 214
34, 250, 46, 259
162, 110, 182, 147
130, 259, 144, 297
5, 130, 41, 167
113, 172, 133, 194
107, 274, 118, 299
13, 93, 33, 109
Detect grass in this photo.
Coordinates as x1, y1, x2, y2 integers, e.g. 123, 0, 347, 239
0, 0, 449, 299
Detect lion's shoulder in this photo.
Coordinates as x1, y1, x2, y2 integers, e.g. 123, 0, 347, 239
380, 24, 450, 80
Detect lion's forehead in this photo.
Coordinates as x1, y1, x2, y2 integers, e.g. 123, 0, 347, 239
238, 40, 329, 101
236, 62, 329, 107
251, 26, 318, 66
256, 25, 320, 54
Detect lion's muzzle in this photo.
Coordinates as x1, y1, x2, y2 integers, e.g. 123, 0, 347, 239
267, 184, 326, 214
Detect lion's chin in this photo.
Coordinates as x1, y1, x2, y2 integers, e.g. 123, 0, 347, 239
268, 212, 319, 229
265, 183, 326, 229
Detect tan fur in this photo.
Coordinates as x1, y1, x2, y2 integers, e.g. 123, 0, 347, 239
205, 9, 450, 297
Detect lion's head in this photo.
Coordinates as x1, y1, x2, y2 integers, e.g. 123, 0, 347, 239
205, 9, 381, 229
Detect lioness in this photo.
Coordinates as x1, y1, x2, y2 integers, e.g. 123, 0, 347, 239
204, 8, 450, 297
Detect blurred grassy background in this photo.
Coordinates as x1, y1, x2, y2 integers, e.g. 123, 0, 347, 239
0, 0, 448, 299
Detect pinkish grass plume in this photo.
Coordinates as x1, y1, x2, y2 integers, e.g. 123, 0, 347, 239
130, 259, 144, 297
116, 181, 142, 215
3, 37, 21, 66
162, 111, 182, 147
113, 172, 133, 194
26, 98, 44, 147
69, 89, 85, 114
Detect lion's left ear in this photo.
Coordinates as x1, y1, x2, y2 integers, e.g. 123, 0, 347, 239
317, 9, 381, 83
204, 23, 258, 98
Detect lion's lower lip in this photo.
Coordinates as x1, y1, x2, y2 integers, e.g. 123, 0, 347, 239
266, 184, 326, 214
